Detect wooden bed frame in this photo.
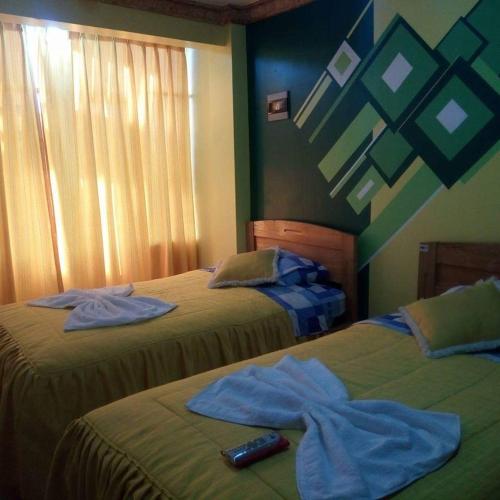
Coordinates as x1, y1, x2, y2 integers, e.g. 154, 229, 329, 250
247, 220, 358, 321
418, 242, 500, 298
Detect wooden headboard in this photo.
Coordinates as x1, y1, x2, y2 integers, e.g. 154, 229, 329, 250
418, 242, 500, 298
247, 220, 358, 321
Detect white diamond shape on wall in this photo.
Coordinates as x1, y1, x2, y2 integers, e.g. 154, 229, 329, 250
382, 52, 413, 93
436, 99, 468, 134
327, 41, 361, 87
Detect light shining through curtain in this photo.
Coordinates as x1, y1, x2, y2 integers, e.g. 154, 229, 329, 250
0, 23, 197, 304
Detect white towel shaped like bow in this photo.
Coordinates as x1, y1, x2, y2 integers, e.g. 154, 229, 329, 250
187, 355, 460, 500
29, 284, 176, 331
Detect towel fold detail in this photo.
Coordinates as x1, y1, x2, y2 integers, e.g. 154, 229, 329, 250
187, 355, 460, 500
29, 285, 176, 331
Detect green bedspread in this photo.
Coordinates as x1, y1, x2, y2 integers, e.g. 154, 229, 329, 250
0, 270, 296, 500
46, 324, 500, 500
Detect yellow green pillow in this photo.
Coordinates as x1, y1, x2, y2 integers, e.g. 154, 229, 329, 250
399, 282, 500, 358
208, 248, 279, 289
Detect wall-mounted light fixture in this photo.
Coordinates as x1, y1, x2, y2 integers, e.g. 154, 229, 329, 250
267, 91, 289, 121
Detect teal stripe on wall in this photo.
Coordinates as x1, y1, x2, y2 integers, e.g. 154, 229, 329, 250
358, 163, 443, 269
318, 102, 380, 183
294, 71, 327, 123
296, 74, 333, 129
472, 57, 500, 93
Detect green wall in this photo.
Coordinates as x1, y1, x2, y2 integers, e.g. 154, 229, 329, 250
247, 0, 500, 317
368, 0, 500, 313
230, 24, 251, 252
247, 0, 374, 316
247, 0, 374, 234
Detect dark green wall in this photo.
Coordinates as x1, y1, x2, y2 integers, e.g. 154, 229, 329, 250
247, 0, 373, 317
247, 0, 499, 320
247, 0, 374, 234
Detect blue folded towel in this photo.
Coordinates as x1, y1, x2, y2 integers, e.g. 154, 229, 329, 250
187, 355, 460, 500
29, 284, 176, 331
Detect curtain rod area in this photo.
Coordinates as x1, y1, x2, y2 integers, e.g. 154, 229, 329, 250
0, 11, 215, 50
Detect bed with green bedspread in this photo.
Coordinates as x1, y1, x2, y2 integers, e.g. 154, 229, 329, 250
0, 270, 296, 500
46, 323, 500, 500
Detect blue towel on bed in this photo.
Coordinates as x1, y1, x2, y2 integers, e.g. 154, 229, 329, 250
187, 355, 460, 500
28, 284, 176, 331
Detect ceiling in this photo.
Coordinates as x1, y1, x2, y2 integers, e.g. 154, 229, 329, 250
195, 0, 257, 5
99, 0, 314, 25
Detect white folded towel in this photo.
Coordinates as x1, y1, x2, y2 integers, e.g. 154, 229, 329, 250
187, 355, 461, 500
29, 284, 176, 331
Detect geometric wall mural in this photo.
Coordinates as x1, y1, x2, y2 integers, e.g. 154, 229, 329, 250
293, 0, 500, 269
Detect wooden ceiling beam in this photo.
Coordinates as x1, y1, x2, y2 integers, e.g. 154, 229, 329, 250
98, 0, 315, 25
239, 0, 314, 24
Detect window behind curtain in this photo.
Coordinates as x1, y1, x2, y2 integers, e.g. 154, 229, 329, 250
0, 23, 197, 305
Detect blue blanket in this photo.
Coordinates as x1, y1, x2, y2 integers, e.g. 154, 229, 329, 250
203, 268, 345, 337
187, 355, 460, 500
256, 282, 345, 337
28, 284, 176, 331
360, 312, 500, 363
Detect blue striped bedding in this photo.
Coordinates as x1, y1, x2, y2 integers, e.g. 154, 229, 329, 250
204, 267, 346, 337
256, 282, 345, 337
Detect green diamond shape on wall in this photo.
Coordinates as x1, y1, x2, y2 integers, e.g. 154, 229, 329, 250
467, 0, 500, 73
327, 41, 361, 87
415, 75, 494, 161
347, 166, 385, 215
400, 58, 499, 188
479, 43, 500, 74
468, 0, 500, 45
335, 52, 352, 74
368, 129, 414, 185
437, 19, 484, 64
436, 99, 467, 133
361, 21, 441, 124
381, 53, 413, 92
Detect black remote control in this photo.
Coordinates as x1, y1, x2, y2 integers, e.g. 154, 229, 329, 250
221, 431, 289, 468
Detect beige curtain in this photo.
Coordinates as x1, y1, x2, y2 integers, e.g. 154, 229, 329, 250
0, 23, 197, 304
